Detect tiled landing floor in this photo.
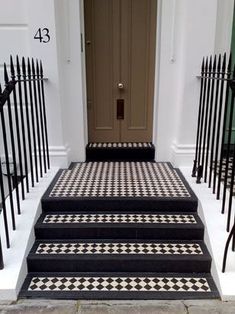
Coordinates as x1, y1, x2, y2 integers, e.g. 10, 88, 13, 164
49, 162, 192, 198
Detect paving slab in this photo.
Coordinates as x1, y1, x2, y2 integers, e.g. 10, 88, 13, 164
0, 300, 78, 314
184, 300, 235, 314
1, 299, 235, 314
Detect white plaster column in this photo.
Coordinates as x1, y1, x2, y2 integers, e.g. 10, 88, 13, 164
27, 0, 69, 167
54, 0, 87, 163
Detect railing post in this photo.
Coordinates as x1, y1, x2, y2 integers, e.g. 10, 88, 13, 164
197, 57, 209, 184
0, 236, 3, 269
192, 58, 204, 177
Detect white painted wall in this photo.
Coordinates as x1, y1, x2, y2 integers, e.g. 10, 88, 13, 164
154, 0, 233, 167
0, 0, 234, 168
214, 0, 234, 55
0, 0, 29, 158
0, 0, 29, 81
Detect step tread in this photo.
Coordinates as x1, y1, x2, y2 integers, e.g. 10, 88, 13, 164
36, 212, 202, 226
20, 272, 219, 300
87, 142, 155, 149
47, 162, 193, 199
30, 240, 209, 257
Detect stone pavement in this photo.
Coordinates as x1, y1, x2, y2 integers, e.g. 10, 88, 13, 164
1, 300, 235, 314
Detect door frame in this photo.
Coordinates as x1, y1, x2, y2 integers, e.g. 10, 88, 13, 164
80, 0, 162, 149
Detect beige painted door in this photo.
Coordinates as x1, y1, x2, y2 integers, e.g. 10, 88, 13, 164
85, 0, 157, 142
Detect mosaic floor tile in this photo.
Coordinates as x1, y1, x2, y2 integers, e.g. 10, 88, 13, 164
49, 162, 191, 198
88, 142, 154, 148
35, 242, 203, 255
28, 276, 211, 292
42, 213, 197, 224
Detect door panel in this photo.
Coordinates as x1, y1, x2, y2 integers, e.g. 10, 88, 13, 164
121, 0, 157, 142
85, 0, 120, 142
85, 0, 157, 142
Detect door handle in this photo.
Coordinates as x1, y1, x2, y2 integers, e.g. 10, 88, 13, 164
117, 83, 124, 90
117, 99, 124, 119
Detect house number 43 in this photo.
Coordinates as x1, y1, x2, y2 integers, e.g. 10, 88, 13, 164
34, 28, 50, 43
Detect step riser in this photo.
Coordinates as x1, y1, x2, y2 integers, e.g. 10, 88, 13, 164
41, 199, 198, 212
27, 258, 211, 273
20, 291, 218, 300
86, 148, 155, 162
35, 227, 204, 240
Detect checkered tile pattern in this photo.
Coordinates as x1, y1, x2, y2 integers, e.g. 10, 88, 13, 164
35, 242, 203, 255
49, 162, 191, 198
88, 142, 153, 148
43, 213, 197, 224
28, 276, 211, 292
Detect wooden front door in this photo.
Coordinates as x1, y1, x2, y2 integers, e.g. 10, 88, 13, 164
85, 0, 157, 142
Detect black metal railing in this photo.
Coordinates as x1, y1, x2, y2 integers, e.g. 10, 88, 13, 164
192, 52, 235, 272
0, 55, 50, 269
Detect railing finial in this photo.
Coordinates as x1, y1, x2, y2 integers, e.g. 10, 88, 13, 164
4, 63, 9, 84
209, 55, 212, 71
205, 57, 208, 72
31, 58, 36, 77
201, 58, 205, 74
10, 56, 15, 80
36, 59, 40, 76
27, 58, 31, 77
222, 53, 226, 71
212, 55, 216, 72
16, 55, 21, 78
40, 60, 43, 76
22, 57, 26, 77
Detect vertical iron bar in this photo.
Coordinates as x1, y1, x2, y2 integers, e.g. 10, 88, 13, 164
32, 59, 42, 178
22, 57, 34, 187
205, 56, 215, 183
17, 55, 29, 192
201, 57, 212, 182
40, 61, 50, 169
197, 58, 209, 183
0, 156, 10, 248
208, 55, 218, 188
36, 60, 46, 174
192, 58, 204, 177
10, 56, 25, 200
0, 236, 3, 269
0, 86, 16, 230
213, 55, 224, 194
27, 58, 38, 183
217, 53, 232, 202
222, 65, 235, 214
227, 147, 235, 232
222, 221, 235, 272
4, 64, 20, 215
225, 65, 235, 230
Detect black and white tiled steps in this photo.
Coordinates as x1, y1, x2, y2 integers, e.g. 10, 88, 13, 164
27, 240, 211, 273
35, 212, 204, 240
86, 142, 155, 161
42, 162, 198, 212
20, 272, 218, 300
19, 162, 219, 299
